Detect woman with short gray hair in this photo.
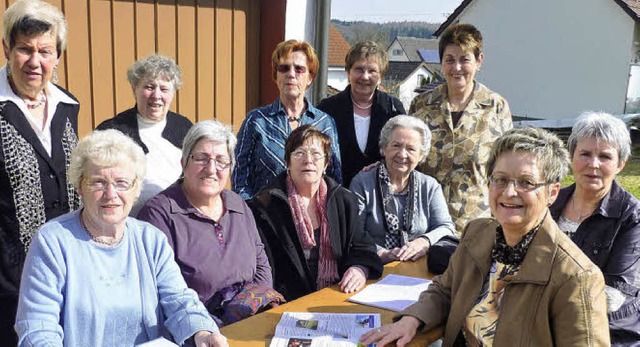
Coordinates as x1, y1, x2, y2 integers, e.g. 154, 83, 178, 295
97, 54, 192, 215
550, 111, 640, 345
138, 120, 280, 326
350, 115, 454, 264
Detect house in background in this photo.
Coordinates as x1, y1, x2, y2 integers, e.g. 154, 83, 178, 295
436, 0, 640, 120
327, 24, 351, 92
384, 61, 438, 110
387, 36, 443, 80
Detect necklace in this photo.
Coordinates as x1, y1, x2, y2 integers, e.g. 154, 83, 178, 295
571, 196, 593, 222
80, 213, 123, 246
23, 90, 47, 110
287, 116, 300, 123
351, 94, 373, 109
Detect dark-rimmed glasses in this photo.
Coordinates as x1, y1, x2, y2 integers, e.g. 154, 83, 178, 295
276, 64, 307, 74
488, 175, 548, 192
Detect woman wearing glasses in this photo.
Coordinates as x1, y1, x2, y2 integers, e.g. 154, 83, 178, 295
233, 40, 342, 200
361, 127, 608, 346
248, 125, 382, 301
138, 120, 280, 326
16, 129, 228, 346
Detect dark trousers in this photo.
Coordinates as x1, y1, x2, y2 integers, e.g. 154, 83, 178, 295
0, 295, 18, 346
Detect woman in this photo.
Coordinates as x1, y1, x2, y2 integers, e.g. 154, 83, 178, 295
15, 129, 227, 346
350, 115, 455, 264
96, 54, 192, 215
550, 112, 640, 346
317, 41, 405, 187
233, 39, 342, 200
361, 127, 609, 346
410, 24, 512, 234
0, 1, 81, 344
138, 120, 281, 326
248, 125, 382, 301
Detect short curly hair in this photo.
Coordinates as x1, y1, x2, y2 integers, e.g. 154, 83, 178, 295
438, 23, 483, 61
271, 39, 319, 82
345, 41, 389, 77
3, 0, 68, 57
567, 111, 631, 162
127, 54, 183, 91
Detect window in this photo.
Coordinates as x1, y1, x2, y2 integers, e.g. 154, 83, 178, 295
393, 49, 402, 56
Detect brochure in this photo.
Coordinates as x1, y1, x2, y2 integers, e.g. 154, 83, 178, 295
269, 312, 381, 347
348, 274, 431, 312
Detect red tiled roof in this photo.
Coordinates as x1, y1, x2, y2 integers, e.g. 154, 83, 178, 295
328, 25, 351, 67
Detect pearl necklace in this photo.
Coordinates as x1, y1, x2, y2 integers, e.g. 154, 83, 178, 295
80, 214, 123, 246
23, 90, 47, 109
351, 94, 373, 110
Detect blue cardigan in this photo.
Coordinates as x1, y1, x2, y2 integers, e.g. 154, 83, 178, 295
15, 210, 218, 346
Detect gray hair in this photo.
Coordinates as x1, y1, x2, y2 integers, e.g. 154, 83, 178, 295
181, 120, 237, 169
2, 0, 68, 56
567, 111, 631, 162
486, 127, 570, 183
127, 54, 183, 91
379, 115, 432, 164
68, 129, 146, 195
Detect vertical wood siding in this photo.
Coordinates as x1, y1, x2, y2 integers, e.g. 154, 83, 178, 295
1, 0, 261, 136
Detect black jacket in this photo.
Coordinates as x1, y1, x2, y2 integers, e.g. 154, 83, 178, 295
550, 181, 640, 346
96, 106, 193, 153
248, 173, 383, 301
317, 85, 405, 187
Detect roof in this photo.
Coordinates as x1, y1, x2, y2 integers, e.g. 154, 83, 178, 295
435, 0, 640, 36
385, 61, 427, 83
392, 37, 439, 62
328, 25, 351, 67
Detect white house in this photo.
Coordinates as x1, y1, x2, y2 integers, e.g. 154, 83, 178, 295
387, 37, 439, 62
327, 24, 351, 92
385, 61, 438, 110
435, 0, 640, 119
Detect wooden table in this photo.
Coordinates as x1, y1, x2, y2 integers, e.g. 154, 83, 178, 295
220, 259, 442, 346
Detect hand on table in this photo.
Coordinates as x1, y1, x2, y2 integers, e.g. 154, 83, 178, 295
194, 331, 229, 347
393, 238, 429, 262
339, 266, 366, 293
378, 248, 400, 264
359, 316, 421, 347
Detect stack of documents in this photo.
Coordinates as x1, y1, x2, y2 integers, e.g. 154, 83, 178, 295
348, 274, 432, 312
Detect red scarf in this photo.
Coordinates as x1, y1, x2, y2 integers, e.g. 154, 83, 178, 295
286, 175, 339, 289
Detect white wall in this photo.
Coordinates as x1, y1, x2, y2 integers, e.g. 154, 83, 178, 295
285, 0, 316, 43
397, 67, 434, 110
455, 0, 636, 119
388, 40, 410, 62
328, 67, 349, 91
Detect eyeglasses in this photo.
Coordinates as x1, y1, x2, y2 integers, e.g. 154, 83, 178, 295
291, 149, 325, 162
84, 178, 136, 192
489, 175, 548, 192
276, 64, 307, 74
352, 66, 380, 76
189, 154, 232, 171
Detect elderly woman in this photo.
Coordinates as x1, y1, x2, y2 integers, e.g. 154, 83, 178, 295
0, 1, 81, 344
15, 129, 227, 346
361, 127, 609, 347
550, 112, 640, 345
233, 39, 342, 200
317, 41, 405, 187
410, 24, 512, 234
97, 54, 192, 215
138, 120, 280, 326
248, 125, 382, 301
350, 115, 454, 264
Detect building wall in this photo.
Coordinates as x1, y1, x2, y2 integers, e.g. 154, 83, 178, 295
388, 40, 410, 62
397, 66, 434, 110
327, 67, 349, 91
0, 0, 261, 136
455, 0, 636, 119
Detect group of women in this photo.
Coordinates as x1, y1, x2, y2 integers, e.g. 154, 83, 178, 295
1, 0, 638, 346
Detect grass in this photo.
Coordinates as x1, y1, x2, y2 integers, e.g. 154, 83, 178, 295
561, 147, 640, 199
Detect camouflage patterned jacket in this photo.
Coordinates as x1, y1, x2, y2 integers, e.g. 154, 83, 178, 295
410, 81, 512, 234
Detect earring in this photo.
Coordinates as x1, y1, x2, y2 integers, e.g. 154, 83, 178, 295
52, 66, 59, 84
6, 61, 10, 78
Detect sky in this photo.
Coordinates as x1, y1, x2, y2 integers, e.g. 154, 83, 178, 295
331, 0, 464, 24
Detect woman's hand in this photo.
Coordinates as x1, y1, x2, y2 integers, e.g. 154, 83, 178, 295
359, 316, 421, 347
194, 331, 229, 347
378, 247, 400, 264
339, 266, 367, 293
394, 238, 430, 262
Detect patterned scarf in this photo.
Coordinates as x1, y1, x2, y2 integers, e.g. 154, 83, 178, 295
376, 163, 418, 249
286, 174, 338, 289
492, 212, 546, 266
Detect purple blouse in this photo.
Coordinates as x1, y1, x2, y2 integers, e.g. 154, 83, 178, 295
137, 181, 272, 304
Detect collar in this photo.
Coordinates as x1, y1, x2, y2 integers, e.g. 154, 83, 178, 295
260, 172, 340, 203
0, 65, 78, 109
424, 80, 495, 109
266, 97, 319, 119
166, 180, 245, 216
551, 181, 629, 220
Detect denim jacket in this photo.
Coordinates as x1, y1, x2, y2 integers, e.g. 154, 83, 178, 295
232, 98, 342, 200
550, 181, 640, 346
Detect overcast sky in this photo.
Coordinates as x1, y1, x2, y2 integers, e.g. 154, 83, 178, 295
331, 0, 463, 23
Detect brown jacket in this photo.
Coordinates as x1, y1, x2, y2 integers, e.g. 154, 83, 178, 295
401, 214, 610, 346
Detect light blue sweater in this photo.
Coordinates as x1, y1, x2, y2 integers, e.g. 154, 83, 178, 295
15, 210, 218, 346
350, 169, 455, 249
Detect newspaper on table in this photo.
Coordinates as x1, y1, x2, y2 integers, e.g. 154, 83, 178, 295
348, 274, 432, 312
269, 312, 381, 347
